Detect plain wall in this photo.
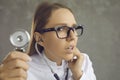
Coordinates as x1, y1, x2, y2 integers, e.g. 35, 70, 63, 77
0, 0, 120, 80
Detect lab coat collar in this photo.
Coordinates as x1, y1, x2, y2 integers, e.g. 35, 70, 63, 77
42, 51, 67, 68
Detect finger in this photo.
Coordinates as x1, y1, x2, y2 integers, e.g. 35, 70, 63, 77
3, 59, 29, 71
73, 47, 81, 58
68, 48, 84, 64
68, 48, 81, 62
3, 51, 31, 64
74, 52, 84, 64
3, 68, 27, 79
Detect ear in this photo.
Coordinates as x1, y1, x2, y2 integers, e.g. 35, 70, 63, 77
34, 32, 44, 47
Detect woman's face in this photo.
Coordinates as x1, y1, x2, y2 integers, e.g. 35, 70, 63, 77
40, 8, 78, 63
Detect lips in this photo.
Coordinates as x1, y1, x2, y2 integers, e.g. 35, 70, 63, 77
65, 45, 74, 53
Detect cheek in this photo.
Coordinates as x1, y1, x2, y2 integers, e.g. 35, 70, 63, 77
43, 33, 65, 50
76, 38, 78, 44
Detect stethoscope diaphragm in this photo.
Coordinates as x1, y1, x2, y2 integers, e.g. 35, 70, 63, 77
10, 30, 30, 49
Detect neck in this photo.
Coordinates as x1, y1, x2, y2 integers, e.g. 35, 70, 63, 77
44, 50, 62, 66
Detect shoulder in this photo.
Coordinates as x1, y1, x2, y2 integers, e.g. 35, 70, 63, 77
81, 53, 93, 71
80, 53, 96, 80
82, 53, 92, 63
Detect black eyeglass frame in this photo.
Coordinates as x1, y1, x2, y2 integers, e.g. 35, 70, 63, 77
37, 24, 84, 39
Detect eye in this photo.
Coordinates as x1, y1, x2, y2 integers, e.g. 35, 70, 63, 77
57, 27, 63, 31
57, 26, 67, 31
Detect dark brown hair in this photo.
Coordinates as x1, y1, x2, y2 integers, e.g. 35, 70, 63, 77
28, 2, 73, 55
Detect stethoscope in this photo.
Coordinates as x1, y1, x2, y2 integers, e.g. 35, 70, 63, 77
53, 68, 69, 80
35, 42, 69, 80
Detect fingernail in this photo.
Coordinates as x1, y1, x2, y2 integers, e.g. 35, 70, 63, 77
73, 56, 77, 59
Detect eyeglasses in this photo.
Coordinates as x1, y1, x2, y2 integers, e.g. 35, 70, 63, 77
38, 24, 84, 39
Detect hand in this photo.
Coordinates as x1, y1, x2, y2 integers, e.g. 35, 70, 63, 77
68, 47, 84, 80
0, 51, 31, 80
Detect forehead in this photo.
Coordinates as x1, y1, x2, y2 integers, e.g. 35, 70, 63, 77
45, 8, 76, 28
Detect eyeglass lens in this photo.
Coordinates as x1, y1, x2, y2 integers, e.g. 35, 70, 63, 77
56, 26, 82, 39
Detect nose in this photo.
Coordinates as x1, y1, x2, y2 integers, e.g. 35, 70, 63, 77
66, 29, 76, 41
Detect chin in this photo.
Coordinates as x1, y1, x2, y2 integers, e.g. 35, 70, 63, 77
63, 54, 74, 61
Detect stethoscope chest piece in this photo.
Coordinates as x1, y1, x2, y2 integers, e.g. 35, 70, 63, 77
10, 29, 30, 52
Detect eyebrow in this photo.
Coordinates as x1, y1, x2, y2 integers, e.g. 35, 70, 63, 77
50, 23, 77, 27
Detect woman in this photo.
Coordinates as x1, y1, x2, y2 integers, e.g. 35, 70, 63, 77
0, 2, 96, 80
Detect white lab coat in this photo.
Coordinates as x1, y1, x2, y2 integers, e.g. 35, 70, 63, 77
27, 52, 96, 80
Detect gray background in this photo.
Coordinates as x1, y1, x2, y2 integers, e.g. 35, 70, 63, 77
0, 0, 120, 80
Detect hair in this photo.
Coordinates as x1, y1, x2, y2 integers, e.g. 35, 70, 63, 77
27, 2, 73, 56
